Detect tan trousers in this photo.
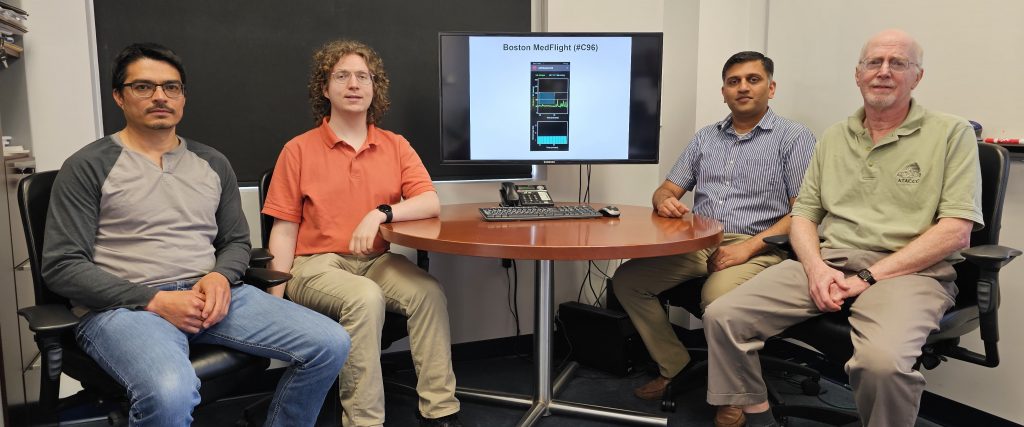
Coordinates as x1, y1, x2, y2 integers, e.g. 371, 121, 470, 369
612, 233, 785, 378
288, 252, 459, 427
703, 248, 956, 427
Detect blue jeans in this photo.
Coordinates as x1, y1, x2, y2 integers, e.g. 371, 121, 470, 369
76, 280, 350, 427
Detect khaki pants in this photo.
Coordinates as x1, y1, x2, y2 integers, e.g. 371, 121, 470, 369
703, 248, 956, 427
288, 252, 459, 427
612, 233, 785, 378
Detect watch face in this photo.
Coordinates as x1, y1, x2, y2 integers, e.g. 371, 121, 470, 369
857, 269, 874, 284
377, 204, 393, 223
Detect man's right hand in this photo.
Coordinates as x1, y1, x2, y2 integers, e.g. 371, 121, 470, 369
656, 197, 691, 218
804, 261, 845, 312
145, 290, 207, 333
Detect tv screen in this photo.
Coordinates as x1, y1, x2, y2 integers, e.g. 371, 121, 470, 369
439, 32, 663, 165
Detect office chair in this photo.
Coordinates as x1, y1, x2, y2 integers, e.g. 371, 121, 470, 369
15, 170, 290, 425
761, 142, 1020, 425
651, 276, 822, 412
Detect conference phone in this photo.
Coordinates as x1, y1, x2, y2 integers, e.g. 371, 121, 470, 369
499, 182, 555, 207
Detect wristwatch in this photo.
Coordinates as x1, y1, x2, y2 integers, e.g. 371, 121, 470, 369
376, 204, 393, 224
856, 269, 877, 285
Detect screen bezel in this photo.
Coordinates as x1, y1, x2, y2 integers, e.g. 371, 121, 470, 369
438, 31, 663, 165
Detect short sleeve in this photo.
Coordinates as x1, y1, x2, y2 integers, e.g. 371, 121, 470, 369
937, 123, 984, 230
262, 142, 304, 223
397, 136, 436, 199
665, 134, 702, 191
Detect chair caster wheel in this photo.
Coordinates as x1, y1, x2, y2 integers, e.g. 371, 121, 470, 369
801, 377, 821, 395
660, 399, 676, 412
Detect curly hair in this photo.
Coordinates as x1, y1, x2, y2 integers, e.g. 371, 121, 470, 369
308, 40, 391, 126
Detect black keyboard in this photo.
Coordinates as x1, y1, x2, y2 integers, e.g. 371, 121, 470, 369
479, 205, 603, 221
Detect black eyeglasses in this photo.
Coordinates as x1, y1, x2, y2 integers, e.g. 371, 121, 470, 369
121, 81, 185, 98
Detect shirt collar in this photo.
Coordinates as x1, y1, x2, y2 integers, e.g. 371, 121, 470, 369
317, 117, 378, 149
716, 107, 778, 134
848, 97, 924, 138
110, 133, 187, 157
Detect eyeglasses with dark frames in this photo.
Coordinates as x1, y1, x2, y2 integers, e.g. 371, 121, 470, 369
120, 81, 185, 98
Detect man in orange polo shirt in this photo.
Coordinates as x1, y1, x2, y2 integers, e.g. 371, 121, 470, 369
263, 40, 460, 427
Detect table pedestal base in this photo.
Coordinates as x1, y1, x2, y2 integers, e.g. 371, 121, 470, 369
456, 361, 667, 426
454, 260, 668, 427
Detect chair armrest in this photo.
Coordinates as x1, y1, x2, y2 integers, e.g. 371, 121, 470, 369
762, 234, 790, 249
250, 247, 274, 265
18, 304, 76, 410
762, 234, 826, 260
243, 267, 292, 291
946, 244, 1020, 368
17, 304, 80, 336
962, 244, 1022, 271
962, 244, 1020, 317
762, 234, 795, 255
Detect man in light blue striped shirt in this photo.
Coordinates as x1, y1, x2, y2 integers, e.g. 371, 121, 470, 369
612, 51, 816, 426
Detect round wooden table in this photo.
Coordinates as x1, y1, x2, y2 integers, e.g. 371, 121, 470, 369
381, 203, 723, 426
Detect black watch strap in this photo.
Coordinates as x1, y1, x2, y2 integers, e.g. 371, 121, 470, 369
856, 269, 877, 285
376, 204, 393, 224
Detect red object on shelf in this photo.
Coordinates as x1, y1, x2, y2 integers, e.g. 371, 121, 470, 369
984, 138, 1021, 144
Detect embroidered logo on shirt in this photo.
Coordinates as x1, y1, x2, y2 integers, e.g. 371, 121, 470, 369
896, 162, 922, 184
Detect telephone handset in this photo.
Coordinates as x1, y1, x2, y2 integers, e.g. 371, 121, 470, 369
499, 182, 554, 207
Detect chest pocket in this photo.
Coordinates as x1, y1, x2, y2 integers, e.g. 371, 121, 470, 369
740, 158, 786, 194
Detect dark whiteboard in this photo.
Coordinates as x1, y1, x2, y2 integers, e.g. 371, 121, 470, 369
93, 0, 531, 184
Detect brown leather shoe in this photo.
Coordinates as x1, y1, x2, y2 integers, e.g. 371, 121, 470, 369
633, 375, 672, 400
714, 405, 746, 427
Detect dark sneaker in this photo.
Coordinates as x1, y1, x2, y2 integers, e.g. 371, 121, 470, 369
418, 412, 463, 427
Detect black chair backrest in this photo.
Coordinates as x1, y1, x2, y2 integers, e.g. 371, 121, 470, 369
953, 142, 1010, 306
258, 169, 274, 246
973, 142, 1009, 247
17, 170, 68, 307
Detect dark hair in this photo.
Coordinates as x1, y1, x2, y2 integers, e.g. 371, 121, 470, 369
721, 51, 774, 80
111, 43, 187, 92
308, 39, 391, 126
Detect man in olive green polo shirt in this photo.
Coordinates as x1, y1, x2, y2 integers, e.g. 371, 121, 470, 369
701, 29, 983, 427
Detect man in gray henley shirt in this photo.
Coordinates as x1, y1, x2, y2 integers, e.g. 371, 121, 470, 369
41, 43, 349, 426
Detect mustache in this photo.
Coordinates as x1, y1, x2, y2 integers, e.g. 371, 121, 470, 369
146, 104, 175, 114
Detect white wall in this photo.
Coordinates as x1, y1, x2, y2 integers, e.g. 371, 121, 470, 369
20, 0, 102, 170
766, 0, 1024, 423
693, 0, 769, 128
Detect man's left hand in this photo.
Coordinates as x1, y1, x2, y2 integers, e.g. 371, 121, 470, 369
193, 272, 232, 329
707, 241, 758, 273
829, 275, 871, 306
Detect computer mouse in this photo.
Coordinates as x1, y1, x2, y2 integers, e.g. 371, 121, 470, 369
599, 205, 621, 217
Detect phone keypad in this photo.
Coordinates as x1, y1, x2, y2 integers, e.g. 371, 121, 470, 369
522, 192, 545, 205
